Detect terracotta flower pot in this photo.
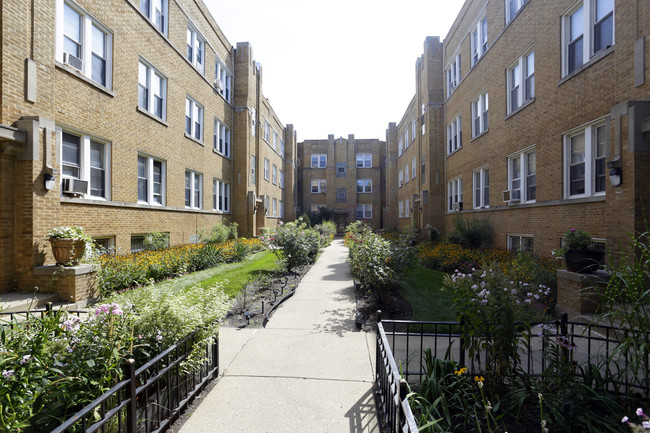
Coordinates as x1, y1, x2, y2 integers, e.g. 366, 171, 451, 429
564, 249, 604, 274
50, 238, 86, 266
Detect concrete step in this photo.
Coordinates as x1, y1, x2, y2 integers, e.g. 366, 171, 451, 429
0, 291, 60, 313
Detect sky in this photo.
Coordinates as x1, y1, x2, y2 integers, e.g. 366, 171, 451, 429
203, 0, 466, 141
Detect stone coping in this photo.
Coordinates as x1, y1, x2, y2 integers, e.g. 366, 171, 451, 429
33, 264, 99, 276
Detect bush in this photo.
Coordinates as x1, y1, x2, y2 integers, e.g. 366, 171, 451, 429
314, 221, 336, 247
263, 221, 321, 271
449, 215, 492, 248
143, 231, 170, 251
425, 224, 440, 244
201, 221, 238, 244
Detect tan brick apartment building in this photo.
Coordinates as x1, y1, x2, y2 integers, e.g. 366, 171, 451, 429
388, 0, 650, 256
297, 136, 385, 231
0, 0, 296, 294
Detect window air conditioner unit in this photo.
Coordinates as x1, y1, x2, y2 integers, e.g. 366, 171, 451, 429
62, 178, 88, 195
452, 202, 461, 212
63, 53, 83, 71
503, 189, 520, 204
502, 190, 511, 202
214, 79, 223, 91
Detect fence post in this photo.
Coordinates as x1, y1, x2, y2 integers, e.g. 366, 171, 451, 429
124, 358, 137, 433
459, 316, 465, 367
45, 302, 53, 314
559, 312, 569, 377
399, 379, 408, 430
213, 331, 219, 379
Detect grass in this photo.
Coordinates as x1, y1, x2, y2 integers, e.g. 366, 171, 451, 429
401, 264, 456, 322
105, 250, 280, 303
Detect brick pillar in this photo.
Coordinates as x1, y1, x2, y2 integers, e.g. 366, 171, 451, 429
556, 269, 611, 319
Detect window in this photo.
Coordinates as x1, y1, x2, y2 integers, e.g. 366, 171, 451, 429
399, 170, 404, 187
336, 188, 346, 203
280, 137, 285, 157
279, 170, 284, 188
398, 138, 403, 156
140, 0, 167, 34
250, 107, 256, 136
473, 167, 489, 209
471, 15, 488, 66
412, 156, 417, 180
213, 119, 230, 157
184, 170, 202, 209
448, 177, 463, 211
311, 179, 326, 193
93, 237, 115, 255
356, 153, 372, 168
508, 148, 536, 203
356, 179, 372, 193
336, 163, 346, 177
186, 25, 204, 73
310, 203, 326, 213
421, 155, 426, 184
264, 119, 270, 142
562, 0, 614, 76
411, 121, 416, 143
214, 60, 232, 103
137, 154, 165, 205
405, 198, 411, 217
446, 54, 461, 97
311, 154, 327, 168
273, 131, 278, 151
212, 179, 230, 212
472, 92, 489, 137
263, 158, 270, 181
272, 165, 278, 185
398, 201, 404, 218
60, 129, 110, 199
508, 235, 533, 252
131, 235, 145, 253
58, 0, 112, 88
447, 115, 462, 154
404, 130, 409, 148
356, 205, 372, 219
279, 201, 284, 218
564, 120, 607, 198
507, 50, 534, 114
404, 163, 410, 183
272, 198, 278, 217
506, 0, 528, 24
138, 60, 166, 120
185, 97, 203, 141
251, 155, 256, 185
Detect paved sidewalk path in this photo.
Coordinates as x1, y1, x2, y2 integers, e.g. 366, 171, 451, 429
178, 239, 379, 433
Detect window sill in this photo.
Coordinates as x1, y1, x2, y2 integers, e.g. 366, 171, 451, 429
212, 149, 231, 160
559, 46, 615, 86
184, 133, 204, 146
136, 106, 168, 127
446, 147, 462, 157
470, 129, 489, 142
55, 62, 115, 97
505, 98, 535, 120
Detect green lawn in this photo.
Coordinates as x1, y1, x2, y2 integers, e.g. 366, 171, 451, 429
401, 265, 456, 322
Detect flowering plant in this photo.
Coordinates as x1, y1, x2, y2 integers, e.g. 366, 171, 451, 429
622, 408, 650, 432
553, 228, 594, 258
47, 225, 92, 241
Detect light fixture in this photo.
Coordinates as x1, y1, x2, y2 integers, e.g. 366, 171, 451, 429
44, 173, 55, 190
609, 167, 622, 186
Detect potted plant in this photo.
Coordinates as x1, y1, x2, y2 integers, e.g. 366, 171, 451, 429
48, 226, 91, 266
554, 228, 604, 274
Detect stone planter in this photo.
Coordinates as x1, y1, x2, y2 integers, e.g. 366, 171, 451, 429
564, 249, 604, 274
50, 238, 86, 266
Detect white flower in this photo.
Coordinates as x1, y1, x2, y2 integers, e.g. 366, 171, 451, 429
621, 416, 629, 423
20, 354, 31, 364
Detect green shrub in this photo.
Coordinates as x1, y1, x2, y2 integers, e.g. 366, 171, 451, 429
314, 221, 336, 247
202, 221, 238, 244
143, 231, 170, 251
263, 221, 321, 271
449, 215, 492, 248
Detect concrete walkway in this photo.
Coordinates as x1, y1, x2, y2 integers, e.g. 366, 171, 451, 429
178, 239, 379, 433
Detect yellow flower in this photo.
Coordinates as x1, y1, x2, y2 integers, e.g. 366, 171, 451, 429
474, 375, 484, 382
454, 367, 468, 376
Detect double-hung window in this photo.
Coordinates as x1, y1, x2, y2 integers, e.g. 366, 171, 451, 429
356, 153, 372, 168
412, 156, 417, 180
272, 165, 278, 185
311, 179, 326, 193
398, 201, 404, 218
186, 25, 205, 73
251, 155, 257, 185
213, 179, 230, 212
311, 154, 327, 168
508, 235, 534, 252
140, 0, 167, 35
356, 205, 372, 219
446, 54, 461, 97
411, 121, 416, 143
137, 154, 164, 205
506, 0, 528, 24
185, 170, 202, 209
562, 0, 614, 77
405, 198, 411, 217
473, 167, 489, 209
448, 177, 463, 211
185, 97, 203, 141
564, 120, 607, 198
213, 119, 230, 157
336, 188, 346, 203
404, 130, 409, 148
279, 138, 285, 157
472, 92, 489, 137
263, 158, 270, 181
279, 201, 284, 218
404, 163, 410, 183
447, 115, 462, 154
58, 0, 112, 88
508, 148, 536, 203
214, 60, 232, 103
60, 129, 110, 199
471, 15, 488, 66
398, 138, 404, 156
507, 50, 534, 114
272, 198, 278, 217
138, 60, 166, 120
398, 170, 404, 187
273, 131, 278, 151
356, 179, 372, 193
279, 170, 284, 188
264, 120, 270, 142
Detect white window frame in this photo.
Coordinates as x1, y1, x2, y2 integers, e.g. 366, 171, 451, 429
214, 59, 232, 103
56, 0, 113, 88
398, 170, 404, 187
59, 128, 111, 200
140, 0, 168, 35
356, 179, 372, 193
508, 147, 536, 203
185, 170, 202, 209
411, 121, 416, 143
507, 49, 535, 114
448, 177, 463, 212
279, 200, 284, 218
472, 92, 489, 137
508, 234, 534, 253
398, 200, 404, 218
272, 164, 278, 185
471, 14, 488, 66
213, 119, 230, 157
264, 119, 270, 142
562, 0, 614, 77
137, 154, 165, 205
412, 156, 417, 180
311, 154, 327, 168
398, 138, 403, 156
506, 0, 528, 24
251, 155, 257, 185
446, 53, 461, 97
405, 198, 411, 217
138, 59, 167, 120
356, 153, 372, 168
404, 163, 410, 183
311, 179, 326, 193
186, 25, 205, 74
212, 179, 230, 213
273, 131, 278, 151
473, 167, 489, 209
447, 115, 462, 154
563, 119, 608, 199
279, 137, 285, 157
250, 107, 256, 137
356, 204, 372, 219
279, 170, 284, 188
263, 158, 270, 181
185, 97, 203, 142
272, 198, 278, 217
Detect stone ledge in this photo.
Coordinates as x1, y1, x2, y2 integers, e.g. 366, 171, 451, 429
557, 269, 611, 283
34, 264, 98, 276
